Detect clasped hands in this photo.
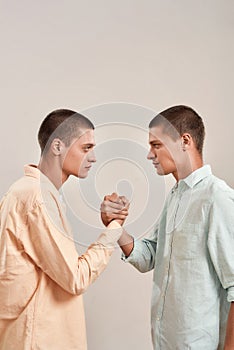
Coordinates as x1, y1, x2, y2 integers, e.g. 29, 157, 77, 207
100, 192, 130, 227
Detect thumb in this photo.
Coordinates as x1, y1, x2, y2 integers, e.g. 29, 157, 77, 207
110, 192, 120, 202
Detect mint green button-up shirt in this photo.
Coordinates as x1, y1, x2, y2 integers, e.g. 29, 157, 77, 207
123, 165, 234, 349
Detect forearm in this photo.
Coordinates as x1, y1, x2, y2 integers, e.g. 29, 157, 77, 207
74, 220, 123, 294
224, 302, 234, 349
25, 209, 122, 295
120, 233, 157, 273
118, 229, 134, 257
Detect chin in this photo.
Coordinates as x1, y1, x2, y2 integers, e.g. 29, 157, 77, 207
77, 172, 88, 179
156, 168, 164, 176
156, 168, 169, 176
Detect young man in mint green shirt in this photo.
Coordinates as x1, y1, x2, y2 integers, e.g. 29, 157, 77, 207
101, 105, 234, 350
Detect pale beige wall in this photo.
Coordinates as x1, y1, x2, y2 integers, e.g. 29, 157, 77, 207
1, 1, 234, 350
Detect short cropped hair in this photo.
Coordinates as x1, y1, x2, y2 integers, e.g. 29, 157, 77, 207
149, 105, 205, 154
38, 109, 95, 154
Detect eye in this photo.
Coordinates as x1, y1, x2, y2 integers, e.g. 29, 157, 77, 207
152, 143, 161, 149
83, 145, 92, 152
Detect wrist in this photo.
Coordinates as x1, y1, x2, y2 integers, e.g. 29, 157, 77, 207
97, 220, 123, 248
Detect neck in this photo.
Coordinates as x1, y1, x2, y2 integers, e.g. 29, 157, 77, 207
173, 153, 204, 182
38, 155, 68, 190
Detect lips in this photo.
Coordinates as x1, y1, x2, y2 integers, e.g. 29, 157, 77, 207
153, 162, 159, 167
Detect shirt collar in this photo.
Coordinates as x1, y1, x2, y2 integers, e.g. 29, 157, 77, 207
171, 165, 212, 194
180, 164, 212, 189
24, 164, 60, 199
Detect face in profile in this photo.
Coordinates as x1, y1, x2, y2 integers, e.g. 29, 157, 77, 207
147, 126, 184, 177
62, 129, 96, 179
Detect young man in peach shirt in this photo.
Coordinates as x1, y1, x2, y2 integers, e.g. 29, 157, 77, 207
0, 109, 127, 350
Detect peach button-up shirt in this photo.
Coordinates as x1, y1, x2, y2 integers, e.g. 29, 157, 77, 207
0, 165, 122, 350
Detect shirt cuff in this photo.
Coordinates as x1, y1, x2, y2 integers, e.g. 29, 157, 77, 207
121, 238, 137, 262
96, 221, 123, 248
227, 286, 234, 302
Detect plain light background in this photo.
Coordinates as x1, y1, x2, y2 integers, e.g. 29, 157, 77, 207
1, 1, 234, 349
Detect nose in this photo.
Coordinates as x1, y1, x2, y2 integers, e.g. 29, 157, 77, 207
88, 149, 96, 163
147, 149, 156, 160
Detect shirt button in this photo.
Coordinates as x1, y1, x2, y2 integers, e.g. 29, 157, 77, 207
157, 316, 161, 321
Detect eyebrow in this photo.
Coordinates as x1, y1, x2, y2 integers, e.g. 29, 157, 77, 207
82, 143, 96, 147
149, 140, 162, 145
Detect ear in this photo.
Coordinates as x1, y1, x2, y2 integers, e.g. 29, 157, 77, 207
50, 138, 65, 156
181, 133, 192, 151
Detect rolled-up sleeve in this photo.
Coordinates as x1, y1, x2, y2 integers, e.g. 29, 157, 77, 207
121, 225, 158, 273
19, 201, 122, 296
207, 190, 234, 302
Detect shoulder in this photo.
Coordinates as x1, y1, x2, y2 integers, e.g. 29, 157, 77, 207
1, 175, 42, 212
207, 175, 234, 205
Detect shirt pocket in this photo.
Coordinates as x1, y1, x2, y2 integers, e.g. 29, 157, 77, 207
172, 223, 203, 260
